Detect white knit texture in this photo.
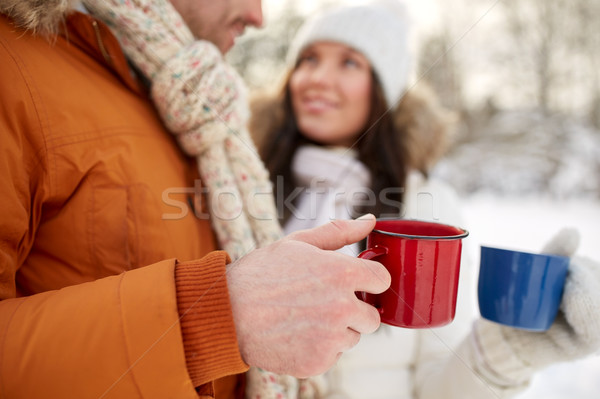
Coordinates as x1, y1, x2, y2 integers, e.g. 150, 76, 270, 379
473, 229, 600, 387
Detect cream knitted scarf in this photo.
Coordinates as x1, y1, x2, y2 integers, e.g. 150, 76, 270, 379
80, 0, 321, 398
82, 0, 281, 260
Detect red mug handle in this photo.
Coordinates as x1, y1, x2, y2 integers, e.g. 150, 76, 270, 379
357, 246, 388, 306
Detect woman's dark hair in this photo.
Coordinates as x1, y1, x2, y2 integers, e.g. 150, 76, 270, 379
259, 70, 409, 223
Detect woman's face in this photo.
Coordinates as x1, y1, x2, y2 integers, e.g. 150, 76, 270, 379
289, 41, 373, 147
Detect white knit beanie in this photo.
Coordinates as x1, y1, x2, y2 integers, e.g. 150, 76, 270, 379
287, 0, 413, 107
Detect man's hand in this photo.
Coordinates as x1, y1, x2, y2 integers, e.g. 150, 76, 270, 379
226, 214, 391, 377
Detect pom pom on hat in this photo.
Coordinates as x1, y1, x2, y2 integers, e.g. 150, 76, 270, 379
287, 0, 413, 107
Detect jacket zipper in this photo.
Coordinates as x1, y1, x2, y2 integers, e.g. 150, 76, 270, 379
91, 19, 112, 66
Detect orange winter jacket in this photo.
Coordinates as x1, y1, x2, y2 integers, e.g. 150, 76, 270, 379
0, 10, 246, 399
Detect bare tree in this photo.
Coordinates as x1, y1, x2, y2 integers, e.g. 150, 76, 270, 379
418, 31, 465, 113
227, 1, 306, 90
496, 0, 599, 115
571, 0, 600, 128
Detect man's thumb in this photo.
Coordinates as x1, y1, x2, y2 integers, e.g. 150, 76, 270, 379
288, 214, 376, 251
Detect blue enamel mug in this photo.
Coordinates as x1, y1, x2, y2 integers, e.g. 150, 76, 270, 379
478, 246, 570, 331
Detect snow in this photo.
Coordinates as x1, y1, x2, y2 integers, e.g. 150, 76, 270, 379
462, 194, 600, 398
436, 110, 600, 199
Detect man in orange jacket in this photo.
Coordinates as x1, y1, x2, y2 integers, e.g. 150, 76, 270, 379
0, 0, 390, 398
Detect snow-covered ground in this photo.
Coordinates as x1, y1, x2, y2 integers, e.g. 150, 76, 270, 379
462, 194, 600, 398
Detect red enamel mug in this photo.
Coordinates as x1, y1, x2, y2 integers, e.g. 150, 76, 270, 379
359, 219, 469, 328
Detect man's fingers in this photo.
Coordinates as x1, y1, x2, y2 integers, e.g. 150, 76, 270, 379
353, 257, 391, 294
349, 299, 383, 335
342, 327, 362, 351
288, 214, 376, 251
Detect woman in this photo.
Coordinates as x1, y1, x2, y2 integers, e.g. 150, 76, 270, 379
250, 1, 474, 397
248, 1, 600, 399
252, 6, 460, 249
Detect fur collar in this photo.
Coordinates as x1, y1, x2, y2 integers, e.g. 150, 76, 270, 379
0, 0, 79, 36
249, 83, 456, 176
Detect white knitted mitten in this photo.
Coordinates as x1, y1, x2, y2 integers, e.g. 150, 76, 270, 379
472, 229, 600, 388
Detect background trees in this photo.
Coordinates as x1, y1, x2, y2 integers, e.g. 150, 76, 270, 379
229, 0, 600, 198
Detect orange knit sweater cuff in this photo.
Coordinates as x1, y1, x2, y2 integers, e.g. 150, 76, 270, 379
174, 251, 249, 389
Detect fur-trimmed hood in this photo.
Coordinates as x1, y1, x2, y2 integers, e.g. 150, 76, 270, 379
249, 83, 457, 176
0, 0, 79, 35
